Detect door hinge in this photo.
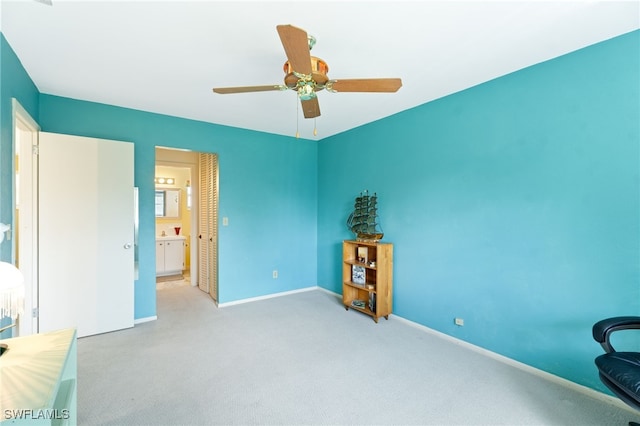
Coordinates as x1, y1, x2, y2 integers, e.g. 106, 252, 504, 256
32, 307, 39, 318
32, 145, 39, 155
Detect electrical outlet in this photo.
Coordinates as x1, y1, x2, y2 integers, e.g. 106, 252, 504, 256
272, 270, 278, 279
454, 317, 464, 326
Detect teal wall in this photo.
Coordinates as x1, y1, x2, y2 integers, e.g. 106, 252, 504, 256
0, 34, 39, 261
1, 28, 639, 394
0, 33, 38, 337
317, 30, 640, 392
0, 33, 39, 338
2, 31, 317, 320
37, 95, 318, 317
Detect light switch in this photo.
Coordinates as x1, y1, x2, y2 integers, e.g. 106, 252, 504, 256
223, 217, 229, 226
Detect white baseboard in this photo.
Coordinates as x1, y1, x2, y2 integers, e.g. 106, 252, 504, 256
218, 286, 318, 307
316, 286, 341, 297
134, 315, 157, 324
390, 313, 635, 414
210, 285, 634, 413
314, 287, 632, 414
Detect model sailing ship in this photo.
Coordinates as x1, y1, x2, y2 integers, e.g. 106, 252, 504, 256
347, 190, 384, 242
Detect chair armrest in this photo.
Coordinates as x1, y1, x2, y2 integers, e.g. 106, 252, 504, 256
593, 316, 640, 353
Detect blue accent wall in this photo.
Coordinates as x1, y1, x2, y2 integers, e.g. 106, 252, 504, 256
2, 28, 638, 395
0, 33, 39, 338
0, 33, 39, 262
37, 95, 318, 318
317, 30, 640, 392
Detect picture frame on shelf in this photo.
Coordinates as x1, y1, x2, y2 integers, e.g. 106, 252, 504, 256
352, 265, 366, 285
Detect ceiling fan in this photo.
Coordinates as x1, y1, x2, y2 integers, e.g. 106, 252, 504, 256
212, 25, 402, 119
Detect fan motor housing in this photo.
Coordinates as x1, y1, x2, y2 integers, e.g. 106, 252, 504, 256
283, 56, 329, 90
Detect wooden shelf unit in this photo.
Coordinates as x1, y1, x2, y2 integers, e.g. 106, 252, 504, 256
342, 240, 393, 323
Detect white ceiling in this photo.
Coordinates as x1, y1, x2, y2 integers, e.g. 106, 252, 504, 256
1, 0, 638, 139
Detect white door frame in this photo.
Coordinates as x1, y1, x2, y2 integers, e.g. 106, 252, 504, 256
12, 98, 40, 336
154, 148, 218, 301
155, 155, 199, 288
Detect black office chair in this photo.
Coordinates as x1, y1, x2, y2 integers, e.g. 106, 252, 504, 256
593, 316, 640, 425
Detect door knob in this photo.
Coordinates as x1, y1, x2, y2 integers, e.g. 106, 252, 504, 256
124, 243, 132, 249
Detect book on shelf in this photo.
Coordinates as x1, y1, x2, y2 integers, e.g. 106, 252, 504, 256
351, 299, 366, 309
357, 246, 368, 264
352, 265, 366, 285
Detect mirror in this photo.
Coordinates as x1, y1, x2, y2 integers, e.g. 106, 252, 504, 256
155, 189, 180, 218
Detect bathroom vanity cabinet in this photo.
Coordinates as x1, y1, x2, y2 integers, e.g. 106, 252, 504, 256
156, 236, 185, 276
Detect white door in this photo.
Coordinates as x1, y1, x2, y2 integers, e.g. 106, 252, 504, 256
198, 153, 211, 293
208, 154, 219, 303
198, 152, 218, 303
38, 132, 135, 338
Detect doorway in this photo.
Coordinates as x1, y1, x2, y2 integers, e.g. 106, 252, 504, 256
12, 101, 136, 337
12, 99, 39, 337
155, 147, 219, 304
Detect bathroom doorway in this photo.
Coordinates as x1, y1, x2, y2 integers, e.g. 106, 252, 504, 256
155, 147, 219, 304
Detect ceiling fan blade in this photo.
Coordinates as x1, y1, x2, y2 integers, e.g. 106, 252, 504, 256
212, 85, 285, 94
301, 97, 320, 119
276, 25, 312, 75
328, 78, 402, 93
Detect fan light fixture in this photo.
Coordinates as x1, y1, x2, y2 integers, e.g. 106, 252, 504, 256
297, 81, 317, 100
212, 24, 403, 137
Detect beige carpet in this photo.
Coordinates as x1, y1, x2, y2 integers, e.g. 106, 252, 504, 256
76, 287, 639, 425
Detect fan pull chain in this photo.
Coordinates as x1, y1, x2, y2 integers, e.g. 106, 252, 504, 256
314, 118, 317, 137
296, 98, 300, 139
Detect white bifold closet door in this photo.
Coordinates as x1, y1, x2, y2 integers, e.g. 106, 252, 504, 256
198, 152, 218, 303
38, 132, 135, 338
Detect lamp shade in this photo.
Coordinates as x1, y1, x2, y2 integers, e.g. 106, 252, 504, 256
0, 261, 25, 320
